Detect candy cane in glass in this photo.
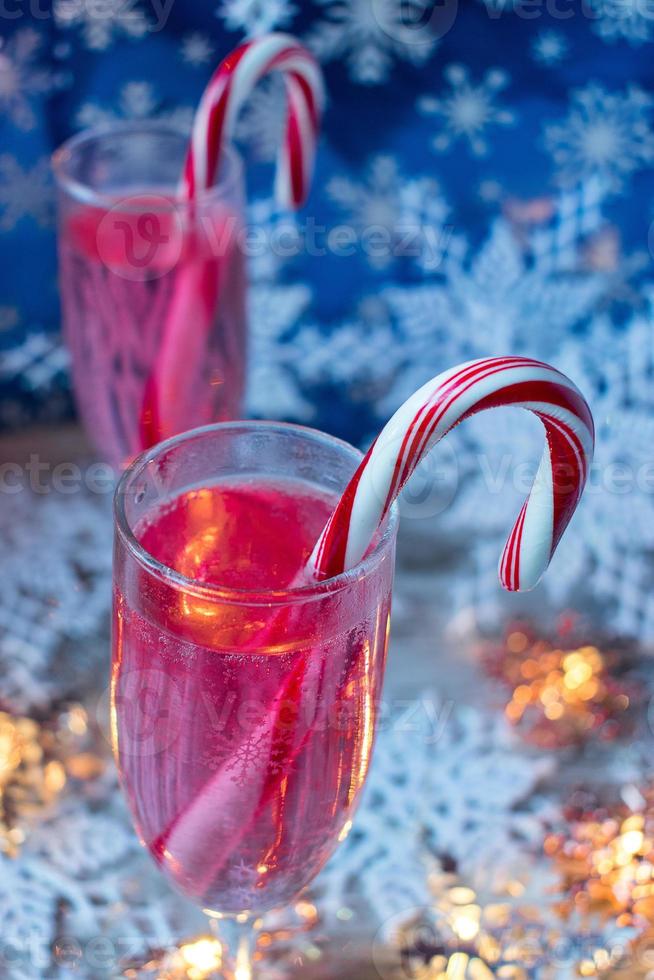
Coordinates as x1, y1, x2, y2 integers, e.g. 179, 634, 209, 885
141, 33, 324, 447
111, 356, 594, 977
54, 34, 324, 469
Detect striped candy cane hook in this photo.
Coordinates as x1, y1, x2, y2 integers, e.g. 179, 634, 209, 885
139, 34, 323, 450
183, 32, 325, 207
312, 356, 595, 592
150, 356, 594, 894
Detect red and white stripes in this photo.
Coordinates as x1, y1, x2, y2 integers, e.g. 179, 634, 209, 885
139, 34, 324, 451
183, 32, 324, 207
311, 356, 595, 592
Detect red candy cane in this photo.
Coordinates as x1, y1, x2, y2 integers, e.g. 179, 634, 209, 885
152, 356, 594, 905
140, 34, 324, 448
312, 356, 595, 591
183, 32, 324, 205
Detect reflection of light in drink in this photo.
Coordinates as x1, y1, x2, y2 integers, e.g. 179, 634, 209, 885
354, 638, 374, 802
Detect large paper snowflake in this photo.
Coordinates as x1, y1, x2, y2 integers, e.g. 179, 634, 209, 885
0, 791, 204, 978
307, 0, 438, 85
321, 182, 654, 638
0, 489, 112, 713
54, 0, 150, 51
378, 214, 607, 409
0, 28, 64, 131
418, 64, 516, 157
292, 308, 397, 392
0, 156, 53, 232
544, 84, 654, 192
316, 696, 556, 926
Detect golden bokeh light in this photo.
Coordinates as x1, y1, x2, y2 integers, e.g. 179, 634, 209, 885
546, 787, 654, 937
481, 624, 634, 749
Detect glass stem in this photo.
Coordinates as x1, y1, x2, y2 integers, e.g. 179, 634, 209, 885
209, 913, 257, 980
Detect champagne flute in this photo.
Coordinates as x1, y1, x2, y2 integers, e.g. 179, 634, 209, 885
53, 122, 247, 469
111, 422, 399, 976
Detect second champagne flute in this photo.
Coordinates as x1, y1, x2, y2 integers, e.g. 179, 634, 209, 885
53, 121, 248, 470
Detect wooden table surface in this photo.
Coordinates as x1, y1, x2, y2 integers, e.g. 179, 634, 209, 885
0, 422, 92, 464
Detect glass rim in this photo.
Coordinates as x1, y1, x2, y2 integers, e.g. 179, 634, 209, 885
51, 119, 244, 212
114, 421, 399, 607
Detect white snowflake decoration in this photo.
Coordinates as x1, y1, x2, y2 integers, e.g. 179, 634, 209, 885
531, 29, 570, 67
316, 697, 556, 926
521, 176, 612, 275
180, 32, 214, 67
293, 310, 397, 391
0, 29, 63, 132
544, 83, 654, 192
0, 489, 112, 712
75, 81, 193, 131
398, 176, 463, 274
307, 0, 438, 86
323, 184, 654, 633
217, 0, 298, 37
0, 156, 53, 231
246, 283, 315, 419
327, 155, 457, 272
54, 0, 150, 50
29, 804, 135, 879
418, 64, 516, 157
0, 790, 205, 978
0, 856, 62, 970
587, 0, 654, 44
378, 215, 607, 409
549, 314, 654, 639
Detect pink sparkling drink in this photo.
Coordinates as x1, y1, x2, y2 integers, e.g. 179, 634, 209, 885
53, 123, 247, 469
112, 423, 398, 919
